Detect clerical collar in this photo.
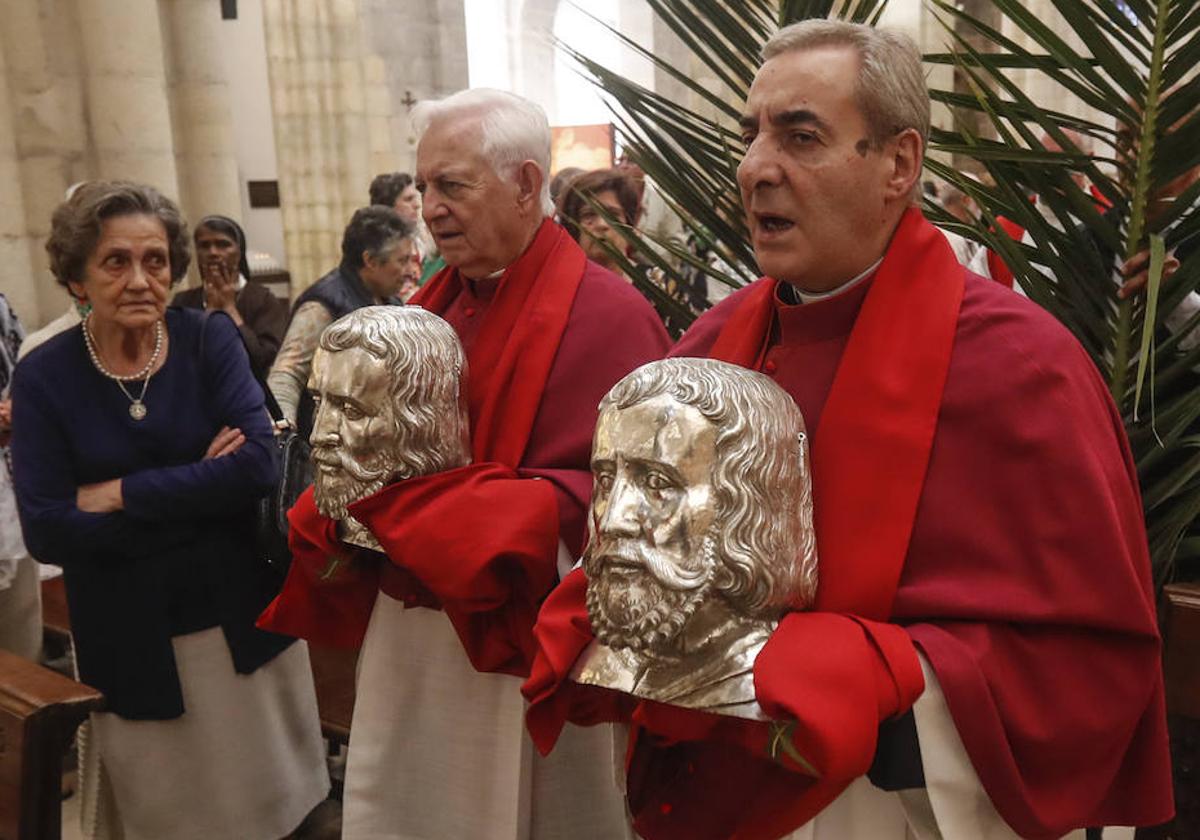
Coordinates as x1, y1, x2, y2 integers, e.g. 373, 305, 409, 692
780, 258, 883, 305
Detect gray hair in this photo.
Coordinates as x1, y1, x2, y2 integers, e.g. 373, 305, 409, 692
764, 20, 929, 155
46, 180, 191, 288
598, 358, 818, 617
320, 306, 471, 478
412, 88, 554, 217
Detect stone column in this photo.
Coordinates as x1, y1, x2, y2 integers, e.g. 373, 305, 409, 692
161, 0, 243, 230
263, 0, 371, 289
0, 35, 41, 326
76, 0, 180, 196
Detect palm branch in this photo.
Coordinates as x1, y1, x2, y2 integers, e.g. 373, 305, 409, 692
562, 0, 1200, 587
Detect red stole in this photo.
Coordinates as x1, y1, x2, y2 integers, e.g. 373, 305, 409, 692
709, 207, 965, 621
411, 218, 587, 466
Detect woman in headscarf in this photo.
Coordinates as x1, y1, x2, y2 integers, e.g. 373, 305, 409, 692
172, 214, 288, 374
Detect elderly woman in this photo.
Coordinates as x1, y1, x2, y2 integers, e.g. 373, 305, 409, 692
172, 214, 288, 375
10, 181, 328, 840
267, 205, 416, 437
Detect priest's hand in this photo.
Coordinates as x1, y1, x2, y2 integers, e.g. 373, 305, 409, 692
1119, 247, 1180, 299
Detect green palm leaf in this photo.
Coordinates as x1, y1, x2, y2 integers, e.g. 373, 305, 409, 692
561, 0, 1200, 586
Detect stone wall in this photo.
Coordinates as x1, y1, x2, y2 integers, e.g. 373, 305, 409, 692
0, 0, 240, 327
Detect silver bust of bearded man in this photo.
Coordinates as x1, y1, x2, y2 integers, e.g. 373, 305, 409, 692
572, 358, 817, 720
307, 305, 470, 548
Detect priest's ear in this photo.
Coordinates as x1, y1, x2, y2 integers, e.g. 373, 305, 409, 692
514, 160, 545, 214
883, 128, 924, 205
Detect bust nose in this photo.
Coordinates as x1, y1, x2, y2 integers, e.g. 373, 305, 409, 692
597, 475, 643, 539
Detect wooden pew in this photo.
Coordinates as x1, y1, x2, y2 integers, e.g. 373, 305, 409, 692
0, 649, 102, 840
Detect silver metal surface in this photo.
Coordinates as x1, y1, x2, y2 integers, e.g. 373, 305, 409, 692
574, 358, 817, 719
307, 306, 470, 534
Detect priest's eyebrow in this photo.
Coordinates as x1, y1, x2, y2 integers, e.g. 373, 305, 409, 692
738, 108, 831, 136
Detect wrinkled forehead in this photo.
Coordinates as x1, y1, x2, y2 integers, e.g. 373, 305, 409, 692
743, 45, 864, 130
417, 112, 488, 169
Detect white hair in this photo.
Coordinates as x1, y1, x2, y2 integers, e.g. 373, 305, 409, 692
412, 88, 554, 217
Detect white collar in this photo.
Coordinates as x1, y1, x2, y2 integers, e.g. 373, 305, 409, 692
792, 257, 884, 304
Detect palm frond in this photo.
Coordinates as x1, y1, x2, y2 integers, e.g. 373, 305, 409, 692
563, 0, 1200, 586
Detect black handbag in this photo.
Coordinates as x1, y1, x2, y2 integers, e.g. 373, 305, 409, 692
256, 386, 311, 573
198, 309, 311, 573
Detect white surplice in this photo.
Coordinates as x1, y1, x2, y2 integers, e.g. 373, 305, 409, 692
343, 593, 633, 840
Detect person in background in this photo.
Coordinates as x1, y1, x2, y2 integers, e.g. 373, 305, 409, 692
369, 171, 440, 288
555, 168, 641, 276
171, 215, 287, 375
267, 206, 416, 436
11, 180, 328, 840
0, 293, 40, 662
549, 166, 584, 208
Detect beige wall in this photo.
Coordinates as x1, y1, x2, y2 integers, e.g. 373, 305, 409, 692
0, 0, 241, 327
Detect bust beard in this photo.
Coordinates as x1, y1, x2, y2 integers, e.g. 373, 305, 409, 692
312, 447, 397, 520
584, 535, 717, 654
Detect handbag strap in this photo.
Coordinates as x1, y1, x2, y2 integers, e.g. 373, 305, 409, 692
196, 308, 287, 426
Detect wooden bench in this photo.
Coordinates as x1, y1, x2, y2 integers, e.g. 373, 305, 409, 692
0, 649, 102, 840
39, 578, 358, 745
1164, 582, 1200, 720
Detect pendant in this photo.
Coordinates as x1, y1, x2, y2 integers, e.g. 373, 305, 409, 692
129, 401, 148, 421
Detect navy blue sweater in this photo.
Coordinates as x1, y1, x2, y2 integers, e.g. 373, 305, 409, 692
11, 308, 293, 719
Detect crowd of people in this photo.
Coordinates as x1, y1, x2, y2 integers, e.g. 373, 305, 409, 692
0, 16, 1178, 840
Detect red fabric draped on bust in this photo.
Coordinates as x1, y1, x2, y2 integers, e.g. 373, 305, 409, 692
261, 220, 588, 670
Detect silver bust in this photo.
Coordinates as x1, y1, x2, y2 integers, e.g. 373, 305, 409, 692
571, 358, 817, 720
307, 306, 470, 549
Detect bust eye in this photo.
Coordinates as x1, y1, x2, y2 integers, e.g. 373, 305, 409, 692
341, 401, 364, 421
645, 471, 675, 491
594, 471, 615, 492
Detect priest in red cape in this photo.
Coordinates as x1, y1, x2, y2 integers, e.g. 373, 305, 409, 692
260, 88, 670, 839
523, 19, 1173, 840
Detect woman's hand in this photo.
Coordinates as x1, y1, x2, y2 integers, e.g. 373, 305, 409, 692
205, 426, 246, 459
0, 399, 11, 447
77, 479, 124, 513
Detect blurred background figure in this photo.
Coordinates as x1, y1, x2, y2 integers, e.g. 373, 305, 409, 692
172, 215, 288, 376
0, 292, 40, 663
549, 166, 584, 208
11, 180, 328, 840
556, 168, 640, 276
268, 206, 416, 437
369, 171, 440, 287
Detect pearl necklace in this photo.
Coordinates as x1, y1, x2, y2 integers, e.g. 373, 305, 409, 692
82, 315, 165, 421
